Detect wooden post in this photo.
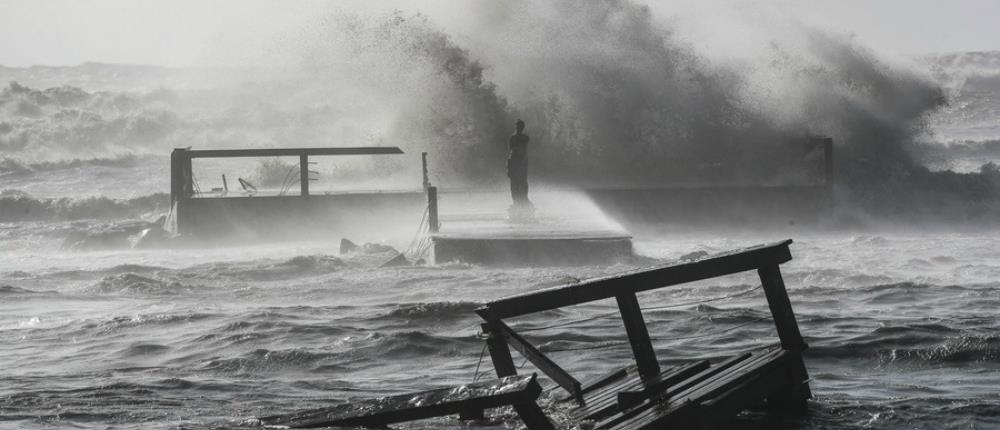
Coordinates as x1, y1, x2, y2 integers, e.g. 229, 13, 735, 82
421, 152, 430, 190
481, 322, 517, 378
758, 265, 807, 351
170, 148, 184, 206
170, 148, 194, 202
513, 402, 556, 430
492, 320, 583, 402
300, 154, 309, 197
182, 155, 193, 198
427, 186, 439, 233
616, 293, 660, 378
169, 149, 194, 236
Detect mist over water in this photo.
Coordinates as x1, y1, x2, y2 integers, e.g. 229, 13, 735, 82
3, 1, 1000, 429
3, 1, 998, 224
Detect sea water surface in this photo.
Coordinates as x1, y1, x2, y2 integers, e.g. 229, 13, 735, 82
2, 229, 1000, 429
3, 49, 1000, 429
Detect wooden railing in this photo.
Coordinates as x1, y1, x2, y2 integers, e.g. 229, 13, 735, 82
475, 239, 805, 404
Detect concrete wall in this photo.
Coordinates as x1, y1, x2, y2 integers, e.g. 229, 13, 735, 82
176, 192, 426, 240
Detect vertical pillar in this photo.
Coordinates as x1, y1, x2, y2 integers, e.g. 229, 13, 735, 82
170, 148, 193, 236
616, 293, 660, 378
427, 186, 439, 233
169, 148, 194, 202
421, 152, 430, 190
182, 155, 193, 198
481, 322, 517, 378
170, 149, 184, 206
300, 154, 309, 197
758, 265, 807, 350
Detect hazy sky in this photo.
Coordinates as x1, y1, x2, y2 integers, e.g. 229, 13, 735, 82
0, 0, 997, 67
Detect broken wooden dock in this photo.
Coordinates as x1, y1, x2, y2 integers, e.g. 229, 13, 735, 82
475, 239, 810, 428
260, 240, 809, 429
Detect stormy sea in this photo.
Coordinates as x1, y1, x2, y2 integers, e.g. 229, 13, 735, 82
3, 1, 1000, 429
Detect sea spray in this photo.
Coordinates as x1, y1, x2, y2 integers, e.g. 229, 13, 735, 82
0, 1, 998, 221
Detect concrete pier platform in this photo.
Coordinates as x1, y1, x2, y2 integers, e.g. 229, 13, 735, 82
430, 191, 633, 266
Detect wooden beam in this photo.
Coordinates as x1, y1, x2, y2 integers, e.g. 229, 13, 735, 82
260, 374, 543, 429
477, 240, 793, 320
513, 401, 556, 430
616, 293, 659, 378
482, 322, 517, 378
492, 320, 583, 403
185, 146, 404, 158
758, 265, 807, 351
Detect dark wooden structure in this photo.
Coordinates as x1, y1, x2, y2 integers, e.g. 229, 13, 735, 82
259, 374, 553, 429
475, 239, 810, 429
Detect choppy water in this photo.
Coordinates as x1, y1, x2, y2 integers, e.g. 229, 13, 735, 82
2, 18, 1000, 429
2, 231, 1000, 429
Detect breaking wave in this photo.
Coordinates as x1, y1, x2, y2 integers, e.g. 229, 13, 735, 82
382, 301, 481, 320
0, 1, 997, 223
0, 190, 168, 221
0, 154, 142, 178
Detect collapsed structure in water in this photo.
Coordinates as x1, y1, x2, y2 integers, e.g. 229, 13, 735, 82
261, 240, 811, 429
168, 146, 424, 238
167, 137, 832, 264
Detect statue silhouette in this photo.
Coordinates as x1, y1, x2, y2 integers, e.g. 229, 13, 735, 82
507, 119, 531, 207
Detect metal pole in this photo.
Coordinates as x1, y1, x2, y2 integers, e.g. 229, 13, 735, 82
170, 149, 183, 206
300, 155, 309, 197
427, 186, 439, 233
422, 152, 430, 190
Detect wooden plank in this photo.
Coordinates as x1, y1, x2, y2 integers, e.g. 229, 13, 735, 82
513, 401, 557, 430
185, 146, 404, 158
616, 293, 659, 378
670, 349, 788, 407
493, 320, 583, 402
476, 240, 793, 320
568, 367, 642, 416
581, 367, 630, 397
596, 353, 753, 429
577, 361, 707, 422
260, 374, 541, 428
616, 360, 709, 410
482, 322, 517, 378
758, 265, 807, 350
603, 349, 789, 430
572, 372, 643, 420
698, 358, 806, 428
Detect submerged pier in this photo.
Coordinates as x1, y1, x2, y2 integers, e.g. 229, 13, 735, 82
426, 190, 634, 266
264, 239, 811, 429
